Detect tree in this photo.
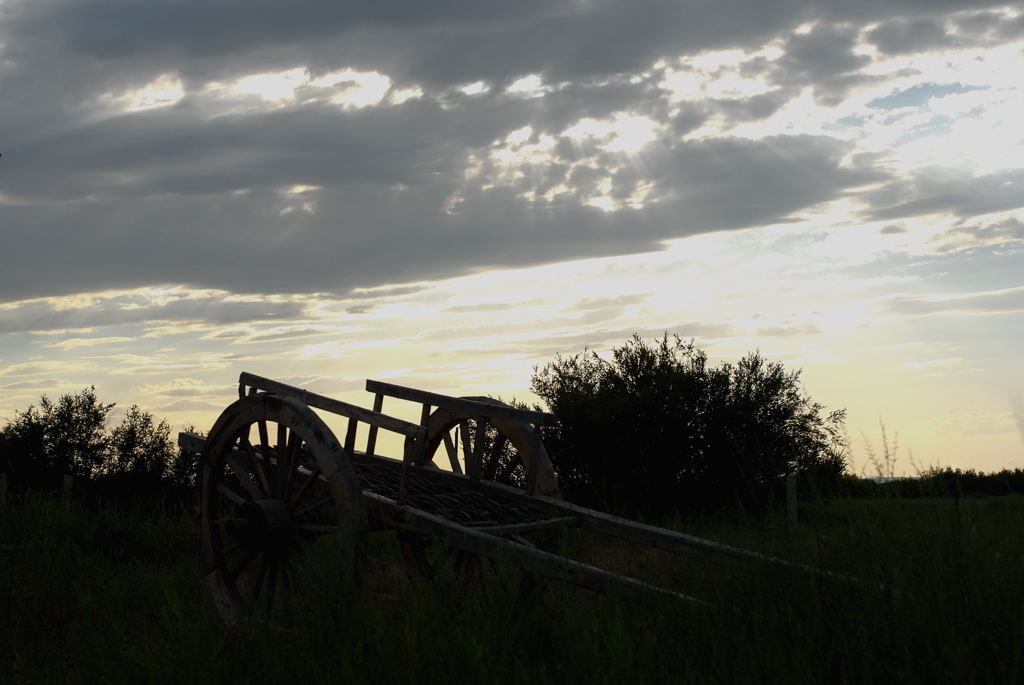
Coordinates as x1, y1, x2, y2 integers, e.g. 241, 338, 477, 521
0, 387, 114, 486
0, 405, 50, 486
531, 334, 846, 517
39, 387, 115, 479
108, 405, 175, 480
165, 424, 204, 490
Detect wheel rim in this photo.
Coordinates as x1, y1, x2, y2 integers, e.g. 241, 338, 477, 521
199, 393, 367, 625
421, 397, 560, 497
401, 398, 561, 582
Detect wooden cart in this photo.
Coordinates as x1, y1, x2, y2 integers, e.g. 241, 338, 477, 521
181, 372, 838, 624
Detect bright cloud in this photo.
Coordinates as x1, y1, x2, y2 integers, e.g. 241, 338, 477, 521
102, 73, 186, 112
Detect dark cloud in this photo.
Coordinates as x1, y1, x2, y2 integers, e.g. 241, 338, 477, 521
951, 9, 1024, 42
0, 131, 881, 302
0, 295, 307, 334
936, 217, 1024, 252
883, 287, 1024, 315
866, 17, 954, 54
712, 89, 794, 123
769, 23, 878, 105
0, 0, 1014, 305
863, 168, 1024, 221
867, 9, 1024, 54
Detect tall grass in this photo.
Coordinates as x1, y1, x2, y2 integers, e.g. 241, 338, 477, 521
2, 493, 1022, 683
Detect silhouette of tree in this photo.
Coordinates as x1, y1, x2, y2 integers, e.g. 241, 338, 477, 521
108, 405, 175, 480
532, 333, 846, 516
40, 387, 114, 479
0, 387, 114, 487
0, 405, 50, 486
165, 424, 204, 489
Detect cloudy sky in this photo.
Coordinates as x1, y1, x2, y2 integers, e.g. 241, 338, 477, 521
2, 0, 1023, 474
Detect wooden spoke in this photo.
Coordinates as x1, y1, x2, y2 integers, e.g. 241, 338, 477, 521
266, 559, 279, 610
276, 423, 288, 485
459, 421, 475, 478
280, 431, 303, 498
227, 550, 259, 582
257, 420, 270, 455
251, 556, 270, 601
289, 535, 314, 559
291, 495, 332, 520
289, 465, 322, 508
216, 483, 248, 506
220, 540, 242, 557
239, 435, 272, 495
225, 453, 264, 500
279, 563, 292, 596
442, 430, 462, 475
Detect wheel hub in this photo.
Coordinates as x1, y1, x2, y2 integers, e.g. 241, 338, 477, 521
229, 498, 292, 554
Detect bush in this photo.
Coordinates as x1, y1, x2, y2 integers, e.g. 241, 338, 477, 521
531, 333, 846, 517
107, 405, 175, 481
0, 387, 114, 488
0, 389, 195, 501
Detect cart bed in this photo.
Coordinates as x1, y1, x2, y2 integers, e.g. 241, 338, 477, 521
352, 453, 569, 531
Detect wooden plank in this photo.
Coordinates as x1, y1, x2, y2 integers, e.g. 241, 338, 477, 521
398, 472, 861, 585
239, 373, 425, 439
475, 516, 578, 536
362, 492, 708, 608
344, 418, 359, 455
365, 379, 552, 425
365, 393, 384, 457
525, 491, 861, 585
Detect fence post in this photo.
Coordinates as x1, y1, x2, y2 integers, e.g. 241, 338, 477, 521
0, 473, 7, 511
62, 473, 73, 501
786, 473, 798, 525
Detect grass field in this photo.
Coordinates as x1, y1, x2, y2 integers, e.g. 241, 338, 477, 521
2, 492, 1022, 684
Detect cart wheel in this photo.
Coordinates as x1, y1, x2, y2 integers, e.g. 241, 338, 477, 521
199, 393, 367, 625
401, 399, 561, 587
420, 398, 560, 497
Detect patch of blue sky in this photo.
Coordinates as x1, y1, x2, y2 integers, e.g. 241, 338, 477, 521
822, 114, 867, 132
882, 110, 915, 126
892, 113, 954, 145
868, 82, 988, 110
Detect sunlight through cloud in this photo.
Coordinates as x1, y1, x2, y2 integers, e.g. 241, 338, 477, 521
102, 73, 185, 112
